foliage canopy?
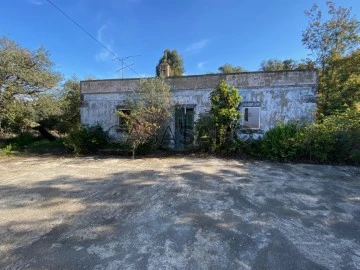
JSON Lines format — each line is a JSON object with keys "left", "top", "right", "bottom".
{"left": 118, "top": 77, "right": 172, "bottom": 158}
{"left": 0, "top": 36, "right": 61, "bottom": 133}
{"left": 218, "top": 64, "right": 246, "bottom": 74}
{"left": 259, "top": 59, "right": 316, "bottom": 71}
{"left": 196, "top": 80, "right": 241, "bottom": 152}
{"left": 302, "top": 1, "right": 360, "bottom": 116}
{"left": 156, "top": 49, "right": 184, "bottom": 76}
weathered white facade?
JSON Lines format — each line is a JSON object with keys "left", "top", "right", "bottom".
{"left": 80, "top": 70, "right": 317, "bottom": 146}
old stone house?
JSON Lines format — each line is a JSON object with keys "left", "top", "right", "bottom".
{"left": 80, "top": 70, "right": 317, "bottom": 148}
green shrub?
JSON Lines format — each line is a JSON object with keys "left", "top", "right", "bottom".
{"left": 295, "top": 110, "right": 360, "bottom": 164}
{"left": 27, "top": 139, "right": 66, "bottom": 154}
{"left": 209, "top": 80, "right": 241, "bottom": 152}
{"left": 0, "top": 144, "right": 13, "bottom": 156}
{"left": 245, "top": 110, "right": 360, "bottom": 164}
{"left": 334, "top": 129, "right": 360, "bottom": 163}
{"left": 195, "top": 112, "right": 240, "bottom": 154}
{"left": 251, "top": 122, "right": 299, "bottom": 161}
{"left": 136, "top": 137, "right": 157, "bottom": 155}
{"left": 64, "top": 125, "right": 107, "bottom": 155}
{"left": 13, "top": 132, "right": 35, "bottom": 149}
{"left": 295, "top": 124, "right": 335, "bottom": 162}
{"left": 194, "top": 113, "right": 217, "bottom": 152}
{"left": 194, "top": 80, "right": 241, "bottom": 154}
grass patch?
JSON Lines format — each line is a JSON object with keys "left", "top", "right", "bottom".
{"left": 0, "top": 144, "right": 16, "bottom": 156}
{"left": 26, "top": 139, "right": 66, "bottom": 154}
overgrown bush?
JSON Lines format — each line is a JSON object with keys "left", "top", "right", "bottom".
{"left": 136, "top": 137, "right": 158, "bottom": 155}
{"left": 0, "top": 144, "right": 13, "bottom": 156}
{"left": 7, "top": 131, "right": 36, "bottom": 149}
{"left": 295, "top": 110, "right": 360, "bottom": 164}
{"left": 245, "top": 110, "right": 360, "bottom": 164}
{"left": 209, "top": 80, "right": 241, "bottom": 152}
{"left": 27, "top": 139, "right": 66, "bottom": 154}
{"left": 194, "top": 112, "right": 217, "bottom": 152}
{"left": 333, "top": 129, "right": 360, "bottom": 163}
{"left": 64, "top": 125, "right": 107, "bottom": 155}
{"left": 118, "top": 77, "right": 172, "bottom": 159}
{"left": 195, "top": 80, "right": 241, "bottom": 153}
{"left": 250, "top": 122, "right": 299, "bottom": 161}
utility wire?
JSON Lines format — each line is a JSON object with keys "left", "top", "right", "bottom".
{"left": 117, "top": 63, "right": 134, "bottom": 72}
{"left": 44, "top": 0, "right": 141, "bottom": 77}
{"left": 128, "top": 66, "right": 141, "bottom": 77}
{"left": 44, "top": 0, "right": 117, "bottom": 58}
{"left": 114, "top": 55, "right": 141, "bottom": 78}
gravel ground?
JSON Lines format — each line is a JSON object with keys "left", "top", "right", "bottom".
{"left": 0, "top": 156, "right": 359, "bottom": 270}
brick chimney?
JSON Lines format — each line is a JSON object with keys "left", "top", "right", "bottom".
{"left": 159, "top": 62, "right": 170, "bottom": 77}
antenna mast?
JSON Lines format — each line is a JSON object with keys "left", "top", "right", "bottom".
{"left": 114, "top": 55, "right": 141, "bottom": 78}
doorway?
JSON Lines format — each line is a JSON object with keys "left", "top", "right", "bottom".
{"left": 175, "top": 107, "right": 195, "bottom": 149}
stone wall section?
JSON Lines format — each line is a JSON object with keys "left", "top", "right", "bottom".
{"left": 81, "top": 70, "right": 318, "bottom": 135}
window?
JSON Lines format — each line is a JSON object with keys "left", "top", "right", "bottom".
{"left": 117, "top": 109, "right": 131, "bottom": 131}
{"left": 80, "top": 94, "right": 88, "bottom": 107}
{"left": 242, "top": 107, "right": 260, "bottom": 129}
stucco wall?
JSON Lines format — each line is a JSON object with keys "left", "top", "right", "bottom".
{"left": 80, "top": 70, "right": 317, "bottom": 137}
{"left": 238, "top": 86, "right": 316, "bottom": 132}
{"left": 80, "top": 89, "right": 212, "bottom": 138}
{"left": 81, "top": 92, "right": 128, "bottom": 133}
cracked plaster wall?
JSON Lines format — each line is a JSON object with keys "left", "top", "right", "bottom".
{"left": 80, "top": 71, "right": 317, "bottom": 135}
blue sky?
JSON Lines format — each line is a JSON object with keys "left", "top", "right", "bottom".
{"left": 1, "top": 0, "right": 359, "bottom": 80}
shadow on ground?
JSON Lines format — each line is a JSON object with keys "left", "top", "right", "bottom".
{"left": 0, "top": 156, "right": 359, "bottom": 269}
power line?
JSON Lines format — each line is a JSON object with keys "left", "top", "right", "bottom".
{"left": 44, "top": 0, "right": 117, "bottom": 58}
{"left": 114, "top": 55, "right": 141, "bottom": 78}
{"left": 128, "top": 65, "right": 141, "bottom": 77}
{"left": 44, "top": 0, "right": 141, "bottom": 77}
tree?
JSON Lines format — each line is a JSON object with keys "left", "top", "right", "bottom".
{"left": 118, "top": 77, "right": 172, "bottom": 158}
{"left": 260, "top": 59, "right": 296, "bottom": 71}
{"left": 57, "top": 77, "right": 82, "bottom": 133}
{"left": 209, "top": 80, "right": 241, "bottom": 151}
{"left": 3, "top": 93, "right": 63, "bottom": 140}
{"left": 156, "top": 49, "right": 184, "bottom": 76}
{"left": 260, "top": 59, "right": 316, "bottom": 71}
{"left": 295, "top": 59, "right": 317, "bottom": 70}
{"left": 0, "top": 36, "right": 61, "bottom": 135}
{"left": 302, "top": 1, "right": 360, "bottom": 68}
{"left": 318, "top": 48, "right": 360, "bottom": 114}
{"left": 302, "top": 1, "right": 360, "bottom": 116}
{"left": 218, "top": 64, "right": 246, "bottom": 74}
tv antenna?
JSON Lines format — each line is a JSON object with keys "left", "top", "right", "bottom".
{"left": 114, "top": 55, "right": 141, "bottom": 78}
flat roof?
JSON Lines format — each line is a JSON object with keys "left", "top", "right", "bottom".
{"left": 81, "top": 70, "right": 318, "bottom": 94}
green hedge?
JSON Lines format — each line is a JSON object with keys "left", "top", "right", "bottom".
{"left": 64, "top": 125, "right": 107, "bottom": 155}
{"left": 295, "top": 111, "right": 360, "bottom": 164}
{"left": 244, "top": 110, "right": 360, "bottom": 164}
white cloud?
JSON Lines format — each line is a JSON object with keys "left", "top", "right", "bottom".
{"left": 186, "top": 39, "right": 210, "bottom": 53}
{"left": 94, "top": 24, "right": 115, "bottom": 62}
{"left": 97, "top": 24, "right": 107, "bottom": 41}
{"left": 95, "top": 49, "right": 113, "bottom": 62}
{"left": 28, "top": 0, "right": 43, "bottom": 5}
{"left": 197, "top": 61, "right": 208, "bottom": 70}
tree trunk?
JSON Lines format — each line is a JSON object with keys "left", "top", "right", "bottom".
{"left": 32, "top": 125, "right": 56, "bottom": 141}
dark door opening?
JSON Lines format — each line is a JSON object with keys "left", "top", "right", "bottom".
{"left": 175, "top": 107, "right": 194, "bottom": 149}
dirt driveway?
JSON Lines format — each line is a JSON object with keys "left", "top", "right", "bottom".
{"left": 0, "top": 156, "right": 359, "bottom": 270}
